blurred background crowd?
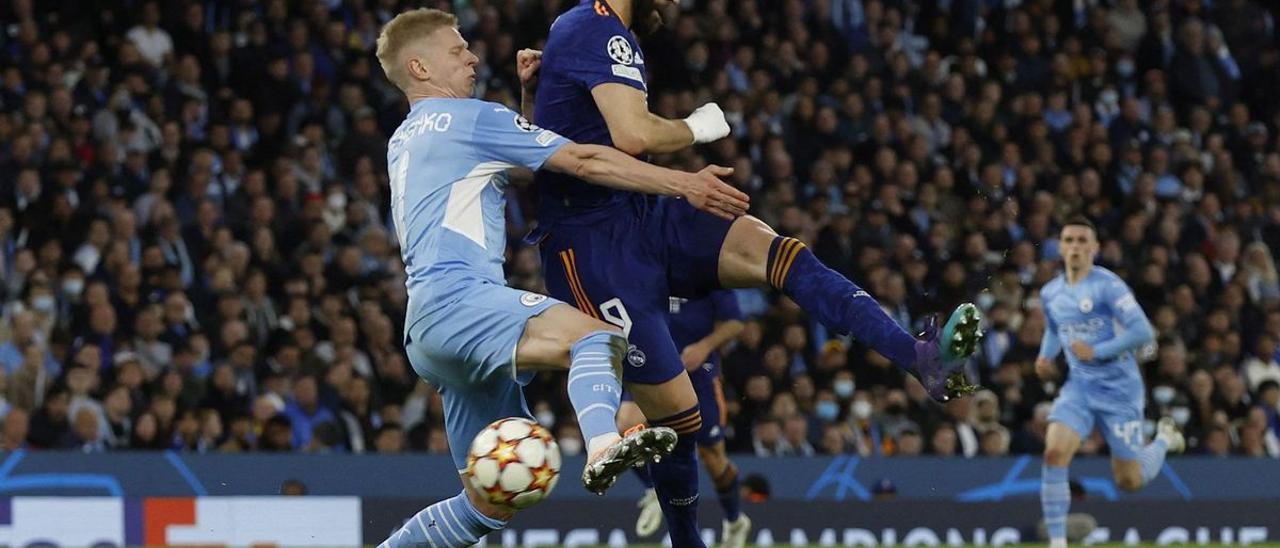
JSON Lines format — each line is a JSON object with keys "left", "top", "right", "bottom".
{"left": 0, "top": 0, "right": 1278, "bottom": 460}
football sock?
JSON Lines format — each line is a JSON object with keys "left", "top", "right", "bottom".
{"left": 567, "top": 331, "right": 625, "bottom": 453}
{"left": 1041, "top": 465, "right": 1070, "bottom": 543}
{"left": 379, "top": 490, "right": 506, "bottom": 547}
{"left": 633, "top": 462, "right": 655, "bottom": 489}
{"left": 767, "top": 237, "right": 917, "bottom": 368}
{"left": 649, "top": 405, "right": 705, "bottom": 548}
{"left": 1138, "top": 438, "right": 1169, "bottom": 484}
{"left": 712, "top": 460, "right": 741, "bottom": 522}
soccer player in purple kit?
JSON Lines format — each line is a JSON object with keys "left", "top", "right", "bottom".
{"left": 520, "top": 2, "right": 983, "bottom": 546}
{"left": 618, "top": 290, "right": 751, "bottom": 546}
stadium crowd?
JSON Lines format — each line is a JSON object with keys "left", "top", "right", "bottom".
{"left": 0, "top": 0, "right": 1278, "bottom": 460}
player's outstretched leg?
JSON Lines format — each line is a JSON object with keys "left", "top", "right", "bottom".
{"left": 379, "top": 488, "right": 508, "bottom": 548}
{"left": 718, "top": 218, "right": 983, "bottom": 401}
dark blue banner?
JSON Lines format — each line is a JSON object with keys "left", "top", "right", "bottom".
{"left": 0, "top": 450, "right": 1276, "bottom": 501}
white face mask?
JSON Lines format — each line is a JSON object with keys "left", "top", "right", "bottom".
{"left": 1153, "top": 386, "right": 1176, "bottom": 405}
{"left": 535, "top": 410, "right": 556, "bottom": 429}
{"left": 852, "top": 400, "right": 873, "bottom": 420}
{"left": 834, "top": 379, "right": 855, "bottom": 398}
{"left": 63, "top": 279, "right": 85, "bottom": 297}
{"left": 557, "top": 437, "right": 582, "bottom": 456}
{"left": 327, "top": 193, "right": 347, "bottom": 210}
{"left": 1171, "top": 407, "right": 1191, "bottom": 426}
{"left": 32, "top": 295, "right": 55, "bottom": 312}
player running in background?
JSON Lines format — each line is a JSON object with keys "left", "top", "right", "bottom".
{"left": 373, "top": 9, "right": 749, "bottom": 547}
{"left": 617, "top": 290, "right": 751, "bottom": 547}
{"left": 1036, "top": 217, "right": 1185, "bottom": 548}
{"left": 521, "top": 2, "right": 982, "bottom": 545}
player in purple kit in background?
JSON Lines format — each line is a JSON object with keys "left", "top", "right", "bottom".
{"left": 518, "top": 2, "right": 982, "bottom": 545}
{"left": 617, "top": 290, "right": 751, "bottom": 547}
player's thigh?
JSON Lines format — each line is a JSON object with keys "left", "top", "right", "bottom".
{"left": 717, "top": 214, "right": 777, "bottom": 288}
{"left": 517, "top": 303, "right": 621, "bottom": 371}
{"left": 1097, "top": 400, "right": 1146, "bottom": 462}
{"left": 616, "top": 396, "right": 646, "bottom": 431}
{"left": 1046, "top": 382, "right": 1093, "bottom": 461}
{"left": 439, "top": 377, "right": 532, "bottom": 472}
{"left": 407, "top": 283, "right": 563, "bottom": 388}
{"left": 657, "top": 197, "right": 738, "bottom": 296}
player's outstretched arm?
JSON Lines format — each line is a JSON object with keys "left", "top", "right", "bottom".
{"left": 592, "top": 84, "right": 729, "bottom": 156}
{"left": 544, "top": 143, "right": 749, "bottom": 220}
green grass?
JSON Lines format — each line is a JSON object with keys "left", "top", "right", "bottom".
{"left": 577, "top": 545, "right": 1280, "bottom": 547}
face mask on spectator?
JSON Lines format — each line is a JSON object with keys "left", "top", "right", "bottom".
{"left": 536, "top": 410, "right": 555, "bottom": 429}
{"left": 816, "top": 400, "right": 839, "bottom": 421}
{"left": 976, "top": 292, "right": 995, "bottom": 310}
{"left": 327, "top": 193, "right": 347, "bottom": 210}
{"left": 852, "top": 400, "right": 873, "bottom": 420}
{"left": 1116, "top": 59, "right": 1135, "bottom": 78}
{"left": 558, "top": 437, "right": 582, "bottom": 456}
{"left": 1153, "top": 385, "right": 1176, "bottom": 405}
{"left": 32, "top": 295, "right": 55, "bottom": 312}
{"left": 62, "top": 278, "right": 84, "bottom": 297}
{"left": 1171, "top": 406, "right": 1191, "bottom": 426}
{"left": 834, "top": 379, "right": 855, "bottom": 398}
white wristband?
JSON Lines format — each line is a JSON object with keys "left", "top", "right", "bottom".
{"left": 683, "top": 102, "right": 731, "bottom": 144}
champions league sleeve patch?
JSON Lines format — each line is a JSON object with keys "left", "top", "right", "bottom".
{"left": 514, "top": 114, "right": 540, "bottom": 132}
{"left": 606, "top": 35, "right": 634, "bottom": 65}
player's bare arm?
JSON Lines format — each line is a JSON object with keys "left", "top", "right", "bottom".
{"left": 592, "top": 83, "right": 728, "bottom": 155}
{"left": 543, "top": 143, "right": 749, "bottom": 220}
{"left": 681, "top": 319, "right": 744, "bottom": 371}
{"left": 517, "top": 48, "right": 541, "bottom": 121}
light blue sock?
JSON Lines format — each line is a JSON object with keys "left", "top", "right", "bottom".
{"left": 1138, "top": 438, "right": 1169, "bottom": 483}
{"left": 380, "top": 491, "right": 506, "bottom": 547}
{"left": 1041, "top": 465, "right": 1070, "bottom": 542}
{"left": 568, "top": 331, "right": 624, "bottom": 446}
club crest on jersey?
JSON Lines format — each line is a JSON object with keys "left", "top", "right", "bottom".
{"left": 520, "top": 293, "right": 548, "bottom": 307}
{"left": 607, "top": 35, "right": 634, "bottom": 65}
{"left": 1079, "top": 298, "right": 1093, "bottom": 313}
{"left": 626, "top": 344, "right": 646, "bottom": 367}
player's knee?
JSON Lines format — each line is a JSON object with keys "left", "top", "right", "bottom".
{"left": 1043, "top": 446, "right": 1072, "bottom": 467}
{"left": 1114, "top": 472, "right": 1143, "bottom": 492}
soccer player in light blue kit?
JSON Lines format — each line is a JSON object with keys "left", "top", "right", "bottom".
{"left": 1036, "top": 217, "right": 1185, "bottom": 548}
{"left": 372, "top": 9, "right": 751, "bottom": 547}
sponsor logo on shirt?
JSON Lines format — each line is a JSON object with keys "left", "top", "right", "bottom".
{"left": 611, "top": 64, "right": 644, "bottom": 83}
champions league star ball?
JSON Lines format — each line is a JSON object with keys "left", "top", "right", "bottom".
{"left": 465, "top": 417, "right": 562, "bottom": 509}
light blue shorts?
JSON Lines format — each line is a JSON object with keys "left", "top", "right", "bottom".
{"left": 405, "top": 281, "right": 563, "bottom": 470}
{"left": 1049, "top": 379, "right": 1145, "bottom": 460}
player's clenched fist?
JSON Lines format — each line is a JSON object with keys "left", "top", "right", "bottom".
{"left": 684, "top": 102, "right": 731, "bottom": 144}
{"left": 678, "top": 165, "right": 749, "bottom": 220}
{"left": 517, "top": 49, "right": 542, "bottom": 91}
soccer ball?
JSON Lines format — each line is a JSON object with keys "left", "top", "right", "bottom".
{"left": 465, "top": 417, "right": 562, "bottom": 509}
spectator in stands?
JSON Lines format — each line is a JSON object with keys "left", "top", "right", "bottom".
{"left": 0, "top": 0, "right": 1274, "bottom": 460}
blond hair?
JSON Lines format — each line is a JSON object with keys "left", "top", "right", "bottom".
{"left": 376, "top": 8, "right": 458, "bottom": 92}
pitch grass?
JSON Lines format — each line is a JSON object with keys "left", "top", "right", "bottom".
{"left": 579, "top": 545, "right": 1280, "bottom": 547}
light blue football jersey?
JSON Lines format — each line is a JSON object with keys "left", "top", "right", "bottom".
{"left": 1038, "top": 266, "right": 1155, "bottom": 389}
{"left": 387, "top": 98, "right": 567, "bottom": 319}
